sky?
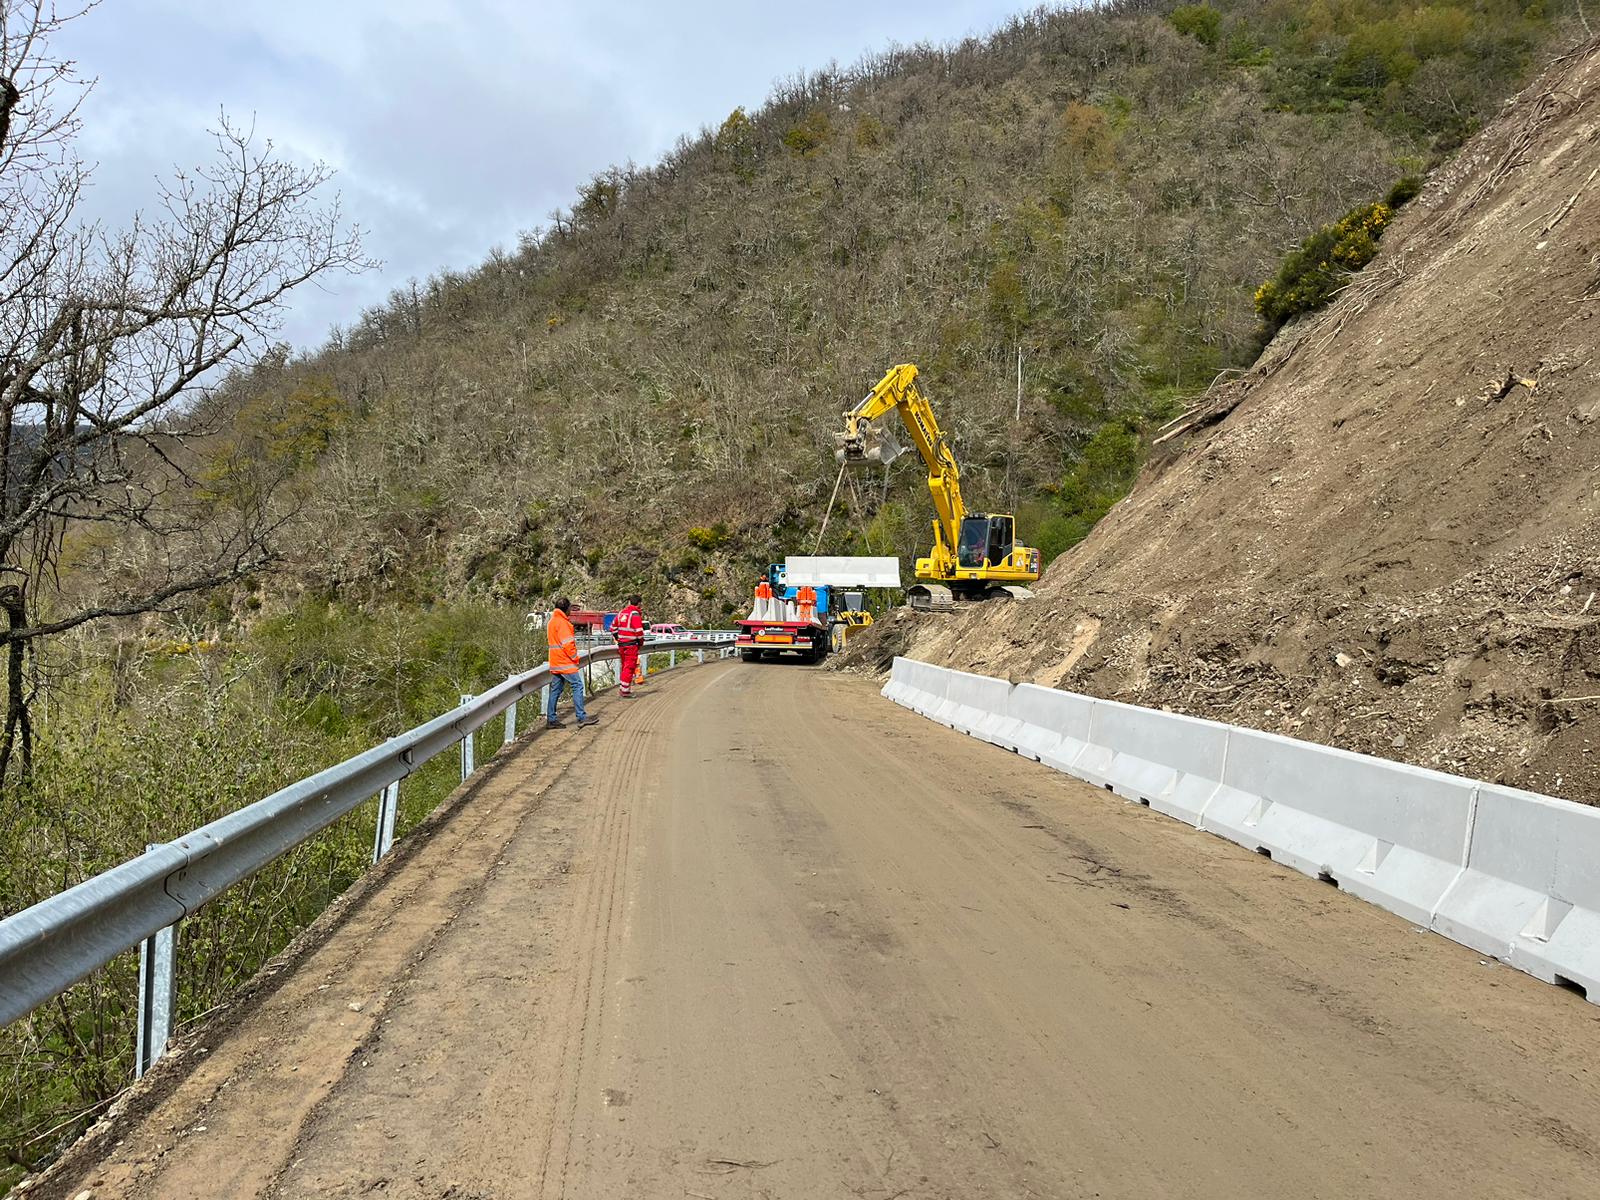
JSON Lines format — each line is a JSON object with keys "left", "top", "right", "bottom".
{"left": 52, "top": 0, "right": 1030, "bottom": 351}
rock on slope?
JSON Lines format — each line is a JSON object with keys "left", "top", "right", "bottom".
{"left": 860, "top": 38, "right": 1600, "bottom": 805}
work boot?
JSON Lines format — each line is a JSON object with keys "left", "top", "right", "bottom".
{"left": 545, "top": 718, "right": 566, "bottom": 729}
{"left": 578, "top": 715, "right": 600, "bottom": 727}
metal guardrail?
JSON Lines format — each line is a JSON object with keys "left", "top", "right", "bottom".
{"left": 0, "top": 639, "right": 729, "bottom": 1070}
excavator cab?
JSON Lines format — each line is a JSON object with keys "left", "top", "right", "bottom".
{"left": 956, "top": 513, "right": 1014, "bottom": 569}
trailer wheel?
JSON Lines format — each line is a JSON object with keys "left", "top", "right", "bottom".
{"left": 739, "top": 649, "right": 757, "bottom": 663}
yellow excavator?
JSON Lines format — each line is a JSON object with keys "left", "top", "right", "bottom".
{"left": 834, "top": 363, "right": 1039, "bottom": 610}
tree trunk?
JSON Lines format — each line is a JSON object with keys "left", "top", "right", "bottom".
{"left": 0, "top": 583, "right": 33, "bottom": 780}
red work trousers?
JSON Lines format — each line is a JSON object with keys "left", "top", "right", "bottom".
{"left": 619, "top": 643, "right": 641, "bottom": 694}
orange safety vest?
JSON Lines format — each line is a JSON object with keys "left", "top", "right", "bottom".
{"left": 548, "top": 608, "right": 580, "bottom": 675}
{"left": 755, "top": 580, "right": 772, "bottom": 600}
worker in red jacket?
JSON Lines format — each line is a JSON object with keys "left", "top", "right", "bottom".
{"left": 614, "top": 593, "right": 646, "bottom": 698}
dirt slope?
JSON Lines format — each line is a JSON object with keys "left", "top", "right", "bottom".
{"left": 22, "top": 663, "right": 1600, "bottom": 1199}
{"left": 858, "top": 39, "right": 1600, "bottom": 805}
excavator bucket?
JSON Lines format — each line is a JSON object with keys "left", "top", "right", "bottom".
{"left": 834, "top": 419, "right": 905, "bottom": 467}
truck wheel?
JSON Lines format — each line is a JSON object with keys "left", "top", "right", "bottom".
{"left": 739, "top": 649, "right": 757, "bottom": 663}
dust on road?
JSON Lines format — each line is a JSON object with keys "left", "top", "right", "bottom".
{"left": 33, "top": 661, "right": 1600, "bottom": 1199}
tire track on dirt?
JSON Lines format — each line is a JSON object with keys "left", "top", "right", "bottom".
{"left": 536, "top": 697, "right": 654, "bottom": 1198}
{"left": 24, "top": 670, "right": 713, "bottom": 1200}
{"left": 252, "top": 667, "right": 724, "bottom": 1200}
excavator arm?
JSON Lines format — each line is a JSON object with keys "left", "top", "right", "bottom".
{"left": 835, "top": 364, "right": 963, "bottom": 574}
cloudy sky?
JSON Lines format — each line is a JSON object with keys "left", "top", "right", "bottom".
{"left": 54, "top": 0, "right": 1028, "bottom": 351}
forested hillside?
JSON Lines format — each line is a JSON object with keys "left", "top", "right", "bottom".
{"left": 866, "top": 32, "right": 1600, "bottom": 805}
{"left": 2, "top": 0, "right": 1581, "bottom": 1183}
{"left": 258, "top": 0, "right": 1561, "bottom": 622}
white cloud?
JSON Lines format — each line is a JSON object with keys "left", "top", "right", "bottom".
{"left": 52, "top": 0, "right": 1026, "bottom": 349}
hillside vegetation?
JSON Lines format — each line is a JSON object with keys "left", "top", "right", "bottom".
{"left": 250, "top": 0, "right": 1561, "bottom": 622}
{"left": 1, "top": 0, "right": 1581, "bottom": 1184}
{"left": 868, "top": 35, "right": 1600, "bottom": 806}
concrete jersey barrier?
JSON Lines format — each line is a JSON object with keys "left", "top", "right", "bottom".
{"left": 1203, "top": 727, "right": 1475, "bottom": 927}
{"left": 881, "top": 655, "right": 1599, "bottom": 1007}
{"left": 1432, "top": 784, "right": 1600, "bottom": 996}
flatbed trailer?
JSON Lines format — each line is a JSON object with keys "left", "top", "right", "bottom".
{"left": 735, "top": 616, "right": 829, "bottom": 664}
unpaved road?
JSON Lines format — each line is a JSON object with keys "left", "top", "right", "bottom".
{"left": 33, "top": 660, "right": 1600, "bottom": 1199}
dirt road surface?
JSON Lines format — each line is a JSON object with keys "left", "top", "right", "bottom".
{"left": 32, "top": 660, "right": 1600, "bottom": 1199}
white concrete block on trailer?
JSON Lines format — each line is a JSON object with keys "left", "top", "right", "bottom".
{"left": 783, "top": 556, "right": 903, "bottom": 588}
{"left": 1088, "top": 701, "right": 1228, "bottom": 825}
{"left": 1433, "top": 784, "right": 1600, "bottom": 999}
{"left": 1202, "top": 728, "right": 1475, "bottom": 926}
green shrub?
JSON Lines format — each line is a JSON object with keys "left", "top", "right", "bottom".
{"left": 1253, "top": 177, "right": 1420, "bottom": 338}
{"left": 986, "top": 260, "right": 1029, "bottom": 336}
{"left": 714, "top": 107, "right": 758, "bottom": 180}
{"left": 1026, "top": 420, "right": 1145, "bottom": 566}
{"left": 853, "top": 113, "right": 885, "bottom": 149}
{"left": 1169, "top": 4, "right": 1222, "bottom": 47}
{"left": 782, "top": 109, "right": 833, "bottom": 158}
{"left": 1385, "top": 175, "right": 1423, "bottom": 208}
{"left": 1, "top": 601, "right": 535, "bottom": 1173}
{"left": 686, "top": 522, "right": 732, "bottom": 550}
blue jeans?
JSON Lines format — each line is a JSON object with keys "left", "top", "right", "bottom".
{"left": 547, "top": 671, "right": 586, "bottom": 722}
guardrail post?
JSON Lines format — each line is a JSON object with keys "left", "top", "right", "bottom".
{"left": 135, "top": 901, "right": 176, "bottom": 1078}
{"left": 372, "top": 781, "right": 399, "bottom": 864}
{"left": 697, "top": 649, "right": 705, "bottom": 664}
{"left": 504, "top": 699, "right": 518, "bottom": 746}
{"left": 669, "top": 649, "right": 677, "bottom": 669}
{"left": 460, "top": 694, "right": 475, "bottom": 780}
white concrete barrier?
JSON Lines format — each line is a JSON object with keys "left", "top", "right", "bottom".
{"left": 1433, "top": 785, "right": 1600, "bottom": 997}
{"left": 881, "top": 656, "right": 1600, "bottom": 1006}
{"left": 1003, "top": 683, "right": 1093, "bottom": 765}
{"left": 940, "top": 668, "right": 1014, "bottom": 744}
{"left": 1202, "top": 728, "right": 1475, "bottom": 927}
{"left": 1092, "top": 701, "right": 1228, "bottom": 826}
{"left": 881, "top": 658, "right": 948, "bottom": 720}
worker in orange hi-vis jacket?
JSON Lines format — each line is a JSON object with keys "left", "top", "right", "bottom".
{"left": 614, "top": 593, "right": 646, "bottom": 698}
{"left": 798, "top": 584, "right": 817, "bottom": 623}
{"left": 546, "top": 597, "right": 598, "bottom": 729}
{"left": 754, "top": 577, "right": 773, "bottom": 621}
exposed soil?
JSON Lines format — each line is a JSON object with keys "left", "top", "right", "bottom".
{"left": 20, "top": 663, "right": 1600, "bottom": 1198}
{"left": 846, "top": 39, "right": 1600, "bottom": 805}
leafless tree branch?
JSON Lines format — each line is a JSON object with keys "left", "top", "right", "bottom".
{"left": 0, "top": 0, "right": 373, "bottom": 775}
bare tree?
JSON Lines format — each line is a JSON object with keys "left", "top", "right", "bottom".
{"left": 0, "top": 1, "right": 371, "bottom": 775}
